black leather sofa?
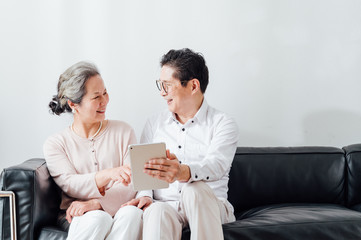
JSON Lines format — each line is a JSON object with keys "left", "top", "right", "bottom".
{"left": 2, "top": 144, "right": 361, "bottom": 240}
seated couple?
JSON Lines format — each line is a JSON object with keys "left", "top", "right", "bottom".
{"left": 43, "top": 48, "right": 239, "bottom": 240}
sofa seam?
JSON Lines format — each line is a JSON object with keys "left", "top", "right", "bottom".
{"left": 226, "top": 218, "right": 361, "bottom": 229}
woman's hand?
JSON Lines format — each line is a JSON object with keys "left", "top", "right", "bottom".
{"left": 66, "top": 199, "right": 102, "bottom": 223}
{"left": 107, "top": 166, "right": 132, "bottom": 186}
{"left": 95, "top": 165, "right": 132, "bottom": 192}
{"left": 121, "top": 196, "right": 153, "bottom": 210}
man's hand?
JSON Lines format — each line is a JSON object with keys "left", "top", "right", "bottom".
{"left": 66, "top": 199, "right": 102, "bottom": 223}
{"left": 144, "top": 150, "right": 190, "bottom": 183}
{"left": 121, "top": 196, "right": 153, "bottom": 210}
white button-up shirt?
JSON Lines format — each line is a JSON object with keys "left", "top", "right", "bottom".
{"left": 139, "top": 100, "right": 239, "bottom": 210}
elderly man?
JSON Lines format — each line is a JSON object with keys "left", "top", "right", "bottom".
{"left": 125, "top": 48, "right": 239, "bottom": 240}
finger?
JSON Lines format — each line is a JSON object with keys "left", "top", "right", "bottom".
{"left": 144, "top": 169, "right": 163, "bottom": 177}
{"left": 76, "top": 208, "right": 83, "bottom": 216}
{"left": 148, "top": 158, "right": 168, "bottom": 165}
{"left": 142, "top": 200, "right": 153, "bottom": 210}
{"left": 122, "top": 165, "right": 131, "bottom": 175}
{"left": 122, "top": 199, "right": 138, "bottom": 207}
{"left": 166, "top": 149, "right": 170, "bottom": 158}
{"left": 137, "top": 197, "right": 150, "bottom": 209}
{"left": 66, "top": 205, "right": 72, "bottom": 216}
{"left": 138, "top": 197, "right": 153, "bottom": 210}
{"left": 70, "top": 207, "right": 77, "bottom": 217}
{"left": 144, "top": 169, "right": 169, "bottom": 181}
{"left": 112, "top": 173, "right": 126, "bottom": 185}
{"left": 79, "top": 210, "right": 85, "bottom": 216}
{"left": 121, "top": 170, "right": 131, "bottom": 182}
{"left": 145, "top": 169, "right": 176, "bottom": 183}
{"left": 119, "top": 171, "right": 130, "bottom": 185}
{"left": 121, "top": 201, "right": 129, "bottom": 207}
{"left": 69, "top": 204, "right": 79, "bottom": 217}
{"left": 66, "top": 212, "right": 72, "bottom": 223}
{"left": 66, "top": 206, "right": 72, "bottom": 223}
{"left": 168, "top": 153, "right": 177, "bottom": 160}
{"left": 144, "top": 163, "right": 168, "bottom": 172}
{"left": 137, "top": 199, "right": 146, "bottom": 209}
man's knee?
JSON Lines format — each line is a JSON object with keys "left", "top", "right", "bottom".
{"left": 144, "top": 202, "right": 165, "bottom": 217}
{"left": 181, "top": 181, "right": 213, "bottom": 203}
{"left": 143, "top": 202, "right": 174, "bottom": 222}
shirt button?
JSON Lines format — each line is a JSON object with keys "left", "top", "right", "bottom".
{"left": 191, "top": 120, "right": 194, "bottom": 123}
{"left": 195, "top": 175, "right": 198, "bottom": 179}
{"left": 179, "top": 161, "right": 182, "bottom": 164}
{"left": 94, "top": 163, "right": 97, "bottom": 165}
{"left": 182, "top": 128, "right": 185, "bottom": 131}
{"left": 206, "top": 176, "right": 209, "bottom": 180}
{"left": 178, "top": 145, "right": 182, "bottom": 149}
{"left": 92, "top": 150, "right": 95, "bottom": 152}
{"left": 179, "top": 190, "right": 181, "bottom": 193}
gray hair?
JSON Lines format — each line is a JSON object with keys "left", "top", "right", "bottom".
{"left": 49, "top": 61, "right": 100, "bottom": 115}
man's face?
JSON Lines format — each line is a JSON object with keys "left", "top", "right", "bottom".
{"left": 159, "top": 65, "right": 192, "bottom": 115}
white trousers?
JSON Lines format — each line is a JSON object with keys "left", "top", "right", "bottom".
{"left": 143, "top": 181, "right": 235, "bottom": 240}
{"left": 66, "top": 205, "right": 143, "bottom": 240}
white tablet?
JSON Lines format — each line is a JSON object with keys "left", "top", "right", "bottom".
{"left": 129, "top": 142, "right": 169, "bottom": 191}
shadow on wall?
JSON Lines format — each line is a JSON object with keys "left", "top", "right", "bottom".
{"left": 303, "top": 109, "right": 361, "bottom": 147}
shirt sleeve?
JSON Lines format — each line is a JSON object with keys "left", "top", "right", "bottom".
{"left": 187, "top": 116, "right": 239, "bottom": 182}
{"left": 43, "top": 137, "right": 103, "bottom": 200}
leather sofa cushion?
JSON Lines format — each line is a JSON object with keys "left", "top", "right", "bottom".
{"left": 38, "top": 227, "right": 67, "bottom": 240}
{"left": 223, "top": 204, "right": 361, "bottom": 240}
{"left": 228, "top": 147, "right": 345, "bottom": 213}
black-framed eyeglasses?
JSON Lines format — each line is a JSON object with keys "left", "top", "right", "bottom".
{"left": 155, "top": 79, "right": 189, "bottom": 93}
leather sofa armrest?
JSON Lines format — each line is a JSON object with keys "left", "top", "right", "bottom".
{"left": 1, "top": 159, "right": 61, "bottom": 240}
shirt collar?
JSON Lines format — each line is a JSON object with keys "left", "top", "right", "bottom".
{"left": 192, "top": 98, "right": 208, "bottom": 123}
{"left": 165, "top": 98, "right": 209, "bottom": 125}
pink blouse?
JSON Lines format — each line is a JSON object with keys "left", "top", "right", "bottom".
{"left": 43, "top": 120, "right": 137, "bottom": 216}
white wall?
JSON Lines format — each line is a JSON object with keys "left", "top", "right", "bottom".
{"left": 1, "top": 0, "right": 361, "bottom": 170}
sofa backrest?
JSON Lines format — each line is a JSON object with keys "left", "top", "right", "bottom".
{"left": 343, "top": 144, "right": 361, "bottom": 208}
{"left": 228, "top": 147, "right": 346, "bottom": 214}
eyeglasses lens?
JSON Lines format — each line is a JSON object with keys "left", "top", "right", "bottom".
{"left": 156, "top": 80, "right": 168, "bottom": 93}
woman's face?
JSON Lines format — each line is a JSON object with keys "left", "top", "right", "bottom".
{"left": 75, "top": 74, "right": 109, "bottom": 123}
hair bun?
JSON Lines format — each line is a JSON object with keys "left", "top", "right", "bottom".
{"left": 49, "top": 95, "right": 64, "bottom": 115}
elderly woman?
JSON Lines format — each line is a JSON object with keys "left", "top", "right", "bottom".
{"left": 43, "top": 61, "right": 151, "bottom": 240}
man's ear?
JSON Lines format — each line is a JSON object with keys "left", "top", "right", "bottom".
{"left": 190, "top": 78, "right": 201, "bottom": 94}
